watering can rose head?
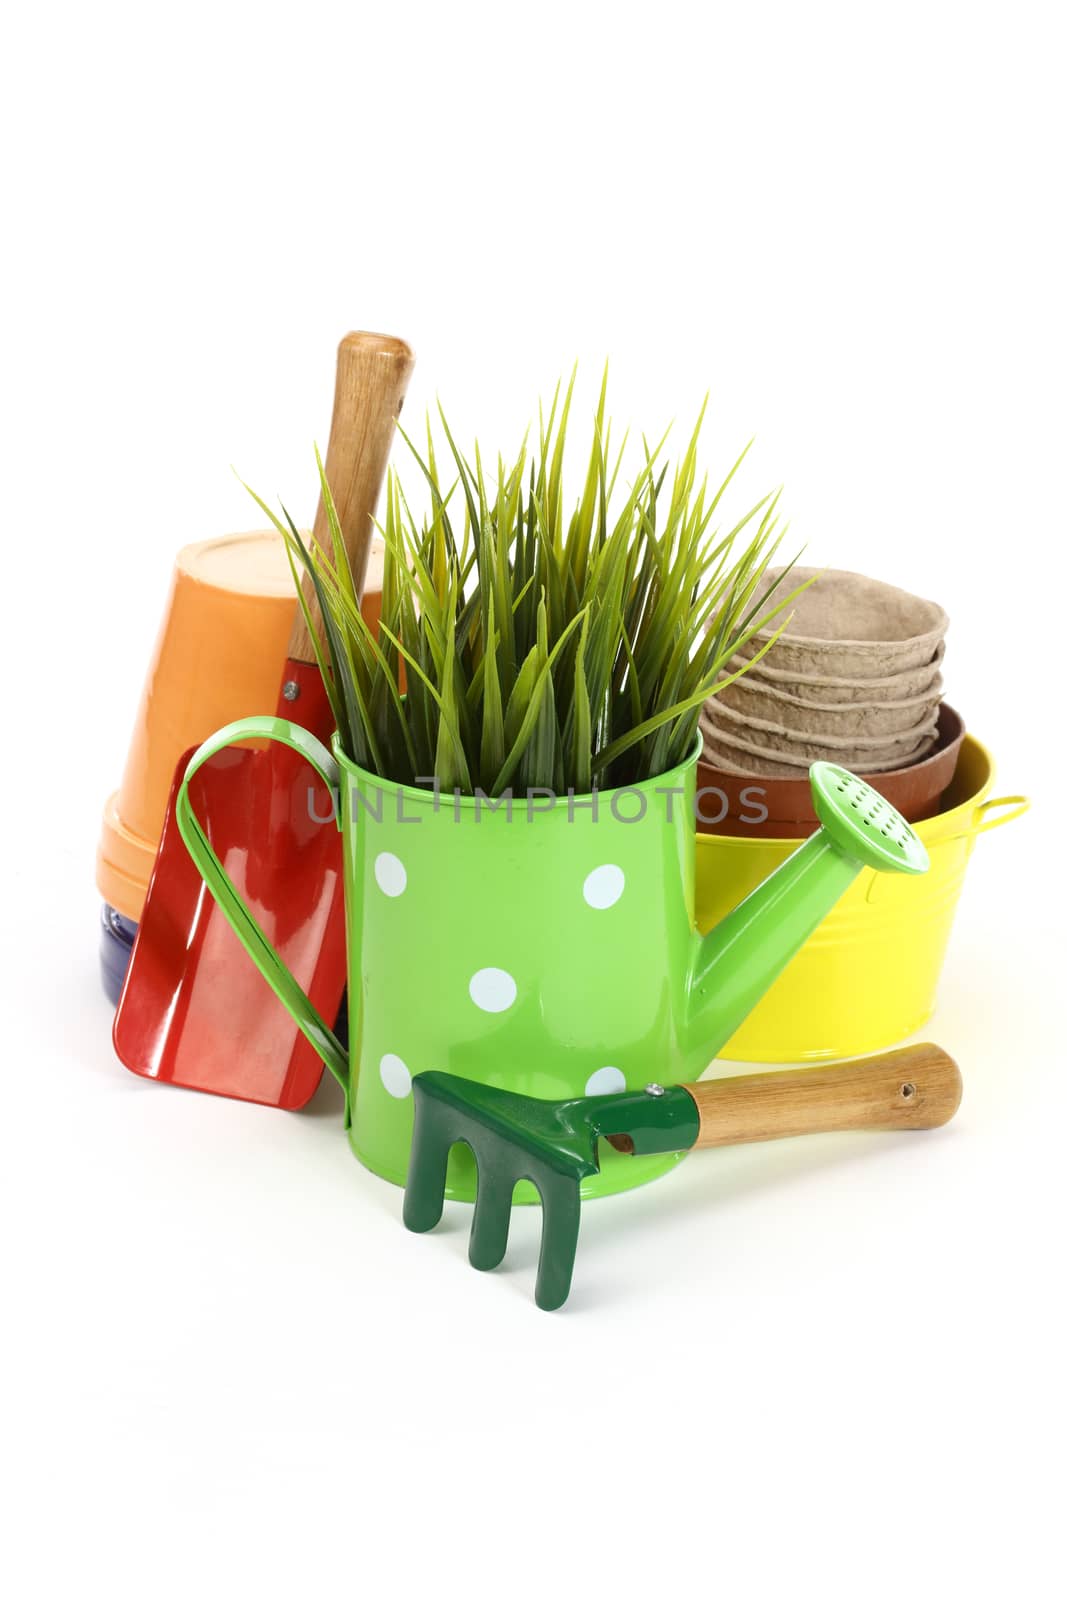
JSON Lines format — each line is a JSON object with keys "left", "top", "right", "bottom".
{"left": 244, "top": 368, "right": 813, "bottom": 799}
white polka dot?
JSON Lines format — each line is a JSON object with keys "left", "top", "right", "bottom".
{"left": 469, "top": 967, "right": 517, "bottom": 1013}
{"left": 585, "top": 1066, "right": 627, "bottom": 1096}
{"left": 583, "top": 864, "right": 625, "bottom": 909}
{"left": 374, "top": 852, "right": 407, "bottom": 897}
{"left": 379, "top": 1052, "right": 412, "bottom": 1098}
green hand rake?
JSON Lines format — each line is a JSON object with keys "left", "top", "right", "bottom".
{"left": 403, "top": 1043, "right": 962, "bottom": 1309}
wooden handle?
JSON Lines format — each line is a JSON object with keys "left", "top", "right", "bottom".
{"left": 287, "top": 330, "right": 415, "bottom": 663}
{"left": 686, "top": 1043, "right": 962, "bottom": 1150}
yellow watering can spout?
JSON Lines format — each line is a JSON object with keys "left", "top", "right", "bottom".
{"left": 686, "top": 764, "right": 929, "bottom": 1063}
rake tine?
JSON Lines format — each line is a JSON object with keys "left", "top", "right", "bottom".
{"left": 468, "top": 1168, "right": 515, "bottom": 1271}
{"left": 534, "top": 1173, "right": 583, "bottom": 1311}
{"left": 402, "top": 1109, "right": 451, "bottom": 1234}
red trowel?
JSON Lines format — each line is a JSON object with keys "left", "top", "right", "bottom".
{"left": 114, "top": 331, "right": 415, "bottom": 1107}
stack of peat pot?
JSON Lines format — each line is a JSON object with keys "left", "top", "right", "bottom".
{"left": 698, "top": 568, "right": 962, "bottom": 838}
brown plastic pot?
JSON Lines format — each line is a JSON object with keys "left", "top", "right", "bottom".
{"left": 695, "top": 703, "right": 966, "bottom": 838}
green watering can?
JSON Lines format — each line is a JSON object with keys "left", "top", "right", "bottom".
{"left": 177, "top": 726, "right": 928, "bottom": 1202}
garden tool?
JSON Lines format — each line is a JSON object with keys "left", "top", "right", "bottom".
{"left": 404, "top": 1042, "right": 963, "bottom": 1309}
{"left": 113, "top": 331, "right": 415, "bottom": 1108}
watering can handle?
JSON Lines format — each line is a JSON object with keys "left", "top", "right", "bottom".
{"left": 174, "top": 715, "right": 350, "bottom": 1100}
{"left": 684, "top": 1042, "right": 962, "bottom": 1148}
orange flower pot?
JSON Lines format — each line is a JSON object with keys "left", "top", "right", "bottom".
{"left": 96, "top": 530, "right": 384, "bottom": 922}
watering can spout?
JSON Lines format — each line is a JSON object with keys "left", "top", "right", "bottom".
{"left": 685, "top": 763, "right": 929, "bottom": 1064}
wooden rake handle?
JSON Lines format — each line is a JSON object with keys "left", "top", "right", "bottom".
{"left": 684, "top": 1043, "right": 962, "bottom": 1150}
{"left": 288, "top": 330, "right": 415, "bottom": 665}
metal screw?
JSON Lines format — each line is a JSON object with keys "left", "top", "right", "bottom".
{"left": 645, "top": 1083, "right": 665, "bottom": 1098}
{"left": 282, "top": 680, "right": 300, "bottom": 702}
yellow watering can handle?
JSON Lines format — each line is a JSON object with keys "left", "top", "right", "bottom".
{"left": 963, "top": 794, "right": 1030, "bottom": 838}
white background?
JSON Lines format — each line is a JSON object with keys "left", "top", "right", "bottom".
{"left": 3, "top": 3, "right": 1064, "bottom": 1595}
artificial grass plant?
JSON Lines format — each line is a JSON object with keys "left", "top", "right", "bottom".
{"left": 245, "top": 369, "right": 806, "bottom": 797}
